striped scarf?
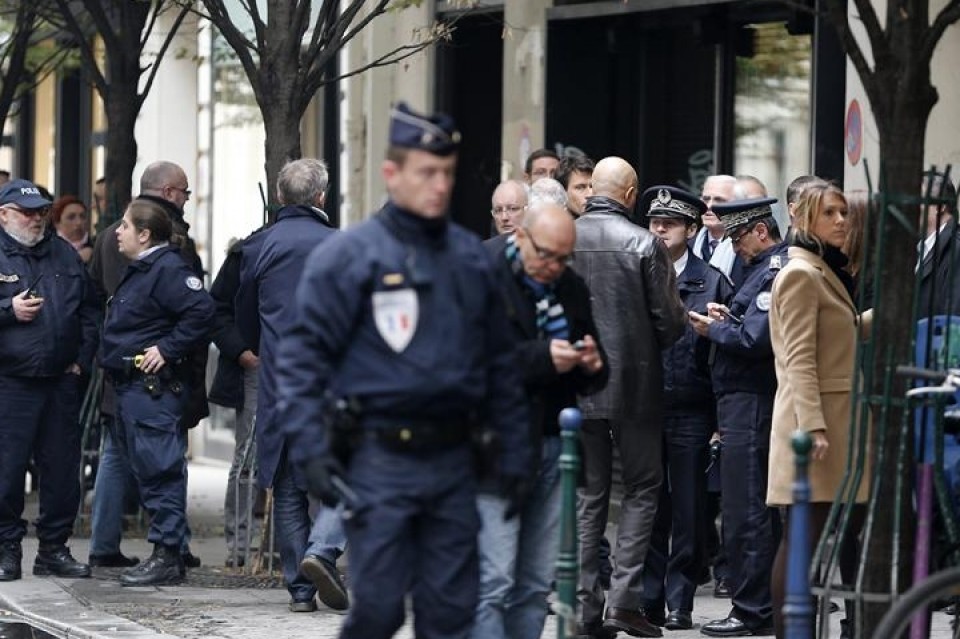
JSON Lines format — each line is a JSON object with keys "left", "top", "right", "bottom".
{"left": 505, "top": 234, "right": 569, "bottom": 340}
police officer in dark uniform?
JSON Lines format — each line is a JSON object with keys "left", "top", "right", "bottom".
{"left": 689, "top": 198, "right": 787, "bottom": 637}
{"left": 99, "top": 199, "right": 214, "bottom": 586}
{"left": 639, "top": 186, "right": 734, "bottom": 630}
{"left": 0, "top": 179, "right": 100, "bottom": 581}
{"left": 276, "top": 103, "right": 531, "bottom": 639}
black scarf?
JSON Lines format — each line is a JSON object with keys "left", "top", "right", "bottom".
{"left": 791, "top": 234, "right": 855, "bottom": 298}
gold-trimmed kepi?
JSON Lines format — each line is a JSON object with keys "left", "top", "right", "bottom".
{"left": 640, "top": 185, "right": 706, "bottom": 222}
{"left": 389, "top": 101, "right": 461, "bottom": 156}
{"left": 712, "top": 197, "right": 778, "bottom": 234}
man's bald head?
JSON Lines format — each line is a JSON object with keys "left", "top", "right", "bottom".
{"left": 517, "top": 200, "right": 576, "bottom": 284}
{"left": 140, "top": 160, "right": 190, "bottom": 210}
{"left": 591, "top": 157, "right": 638, "bottom": 208}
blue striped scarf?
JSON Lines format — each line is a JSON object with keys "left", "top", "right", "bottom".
{"left": 505, "top": 234, "right": 570, "bottom": 340}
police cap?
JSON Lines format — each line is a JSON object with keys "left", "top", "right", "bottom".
{"left": 713, "top": 197, "right": 778, "bottom": 234}
{"left": 0, "top": 179, "right": 52, "bottom": 210}
{"left": 389, "top": 102, "right": 461, "bottom": 156}
{"left": 640, "top": 185, "right": 706, "bottom": 222}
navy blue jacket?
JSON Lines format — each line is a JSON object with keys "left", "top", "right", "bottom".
{"left": 663, "top": 249, "right": 734, "bottom": 408}
{"left": 99, "top": 245, "right": 214, "bottom": 374}
{"left": 484, "top": 233, "right": 608, "bottom": 444}
{"left": 0, "top": 227, "right": 100, "bottom": 376}
{"left": 236, "top": 205, "right": 336, "bottom": 488}
{"left": 708, "top": 242, "right": 789, "bottom": 396}
{"left": 277, "top": 203, "right": 531, "bottom": 478}
{"left": 208, "top": 226, "right": 270, "bottom": 409}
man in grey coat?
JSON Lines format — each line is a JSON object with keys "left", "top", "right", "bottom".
{"left": 573, "top": 157, "right": 686, "bottom": 639}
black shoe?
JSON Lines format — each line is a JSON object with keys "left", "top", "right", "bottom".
{"left": 288, "top": 597, "right": 317, "bottom": 613}
{"left": 181, "top": 550, "right": 201, "bottom": 568}
{"left": 642, "top": 607, "right": 667, "bottom": 627}
{"left": 299, "top": 554, "right": 349, "bottom": 611}
{"left": 119, "top": 545, "right": 184, "bottom": 586}
{"left": 701, "top": 615, "right": 774, "bottom": 637}
{"left": 603, "top": 606, "right": 663, "bottom": 637}
{"left": 713, "top": 578, "right": 732, "bottom": 598}
{"left": 576, "top": 621, "right": 618, "bottom": 639}
{"left": 89, "top": 552, "right": 140, "bottom": 568}
{"left": 33, "top": 545, "right": 91, "bottom": 578}
{"left": 0, "top": 542, "right": 22, "bottom": 581}
{"left": 665, "top": 611, "right": 693, "bottom": 630}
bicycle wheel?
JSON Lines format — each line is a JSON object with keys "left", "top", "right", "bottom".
{"left": 874, "top": 566, "right": 960, "bottom": 638}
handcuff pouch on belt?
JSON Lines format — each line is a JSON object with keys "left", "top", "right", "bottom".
{"left": 119, "top": 354, "right": 184, "bottom": 399}
{"left": 326, "top": 395, "right": 363, "bottom": 465}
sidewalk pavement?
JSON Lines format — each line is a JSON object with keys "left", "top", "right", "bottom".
{"left": 1, "top": 459, "right": 855, "bottom": 638}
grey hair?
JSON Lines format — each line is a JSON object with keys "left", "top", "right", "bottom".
{"left": 530, "top": 177, "right": 568, "bottom": 208}
{"left": 277, "top": 158, "right": 329, "bottom": 206}
{"left": 140, "top": 161, "right": 184, "bottom": 192}
{"left": 522, "top": 197, "right": 567, "bottom": 229}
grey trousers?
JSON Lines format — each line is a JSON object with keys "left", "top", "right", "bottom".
{"left": 577, "top": 417, "right": 663, "bottom": 624}
{"left": 224, "top": 368, "right": 260, "bottom": 554}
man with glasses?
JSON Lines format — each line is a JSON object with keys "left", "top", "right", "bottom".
{"left": 688, "top": 198, "right": 786, "bottom": 637}
{"left": 573, "top": 157, "right": 686, "bottom": 639}
{"left": 475, "top": 198, "right": 607, "bottom": 639}
{"left": 490, "top": 179, "right": 529, "bottom": 235}
{"left": 0, "top": 179, "right": 101, "bottom": 581}
{"left": 88, "top": 160, "right": 206, "bottom": 570}
{"left": 692, "top": 175, "right": 738, "bottom": 281}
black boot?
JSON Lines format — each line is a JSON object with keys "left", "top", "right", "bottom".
{"left": 33, "top": 544, "right": 91, "bottom": 578}
{"left": 119, "top": 545, "right": 184, "bottom": 586}
{"left": 0, "top": 542, "right": 22, "bottom": 581}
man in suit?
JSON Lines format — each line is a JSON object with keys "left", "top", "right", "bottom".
{"left": 474, "top": 198, "right": 607, "bottom": 639}
{"left": 917, "top": 170, "right": 959, "bottom": 316}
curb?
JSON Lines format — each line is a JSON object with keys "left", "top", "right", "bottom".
{"left": 0, "top": 577, "right": 178, "bottom": 639}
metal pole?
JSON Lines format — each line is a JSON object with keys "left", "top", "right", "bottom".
{"left": 784, "top": 430, "right": 813, "bottom": 639}
{"left": 555, "top": 407, "right": 581, "bottom": 639}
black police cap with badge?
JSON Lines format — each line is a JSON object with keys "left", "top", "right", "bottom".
{"left": 639, "top": 185, "right": 707, "bottom": 223}
{"left": 712, "top": 197, "right": 779, "bottom": 235}
{"left": 0, "top": 179, "right": 53, "bottom": 210}
{"left": 389, "top": 102, "right": 461, "bottom": 156}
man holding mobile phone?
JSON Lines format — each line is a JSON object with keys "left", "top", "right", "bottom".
{"left": 0, "top": 179, "right": 101, "bottom": 582}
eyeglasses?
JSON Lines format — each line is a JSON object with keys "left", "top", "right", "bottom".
{"left": 729, "top": 225, "right": 756, "bottom": 246}
{"left": 491, "top": 204, "right": 526, "bottom": 217}
{"left": 526, "top": 229, "right": 574, "bottom": 266}
{"left": 3, "top": 205, "right": 49, "bottom": 218}
{"left": 167, "top": 185, "right": 192, "bottom": 198}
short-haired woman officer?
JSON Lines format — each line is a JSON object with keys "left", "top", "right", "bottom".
{"left": 98, "top": 200, "right": 214, "bottom": 586}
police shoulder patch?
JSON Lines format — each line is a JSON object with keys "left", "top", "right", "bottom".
{"left": 756, "top": 291, "right": 772, "bottom": 312}
{"left": 185, "top": 276, "right": 203, "bottom": 291}
{"left": 0, "top": 273, "right": 19, "bottom": 283}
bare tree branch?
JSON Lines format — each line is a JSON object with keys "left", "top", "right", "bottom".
{"left": 51, "top": 0, "right": 108, "bottom": 96}
{"left": 851, "top": 0, "right": 887, "bottom": 66}
{"left": 199, "top": 0, "right": 263, "bottom": 103}
{"left": 922, "top": 0, "right": 960, "bottom": 63}
{"left": 140, "top": 0, "right": 163, "bottom": 52}
{"left": 138, "top": 1, "right": 193, "bottom": 108}
{"left": 240, "top": 0, "right": 267, "bottom": 54}
{"left": 824, "top": 0, "right": 875, "bottom": 86}
{"left": 0, "top": 2, "right": 37, "bottom": 130}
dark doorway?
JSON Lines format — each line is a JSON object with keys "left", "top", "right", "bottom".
{"left": 436, "top": 11, "right": 503, "bottom": 238}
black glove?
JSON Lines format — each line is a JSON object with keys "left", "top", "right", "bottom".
{"left": 499, "top": 475, "right": 530, "bottom": 521}
{"left": 302, "top": 456, "right": 346, "bottom": 508}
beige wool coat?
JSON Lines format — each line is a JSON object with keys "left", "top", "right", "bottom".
{"left": 767, "top": 246, "right": 871, "bottom": 505}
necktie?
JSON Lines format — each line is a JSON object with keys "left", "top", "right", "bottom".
{"left": 704, "top": 237, "right": 718, "bottom": 261}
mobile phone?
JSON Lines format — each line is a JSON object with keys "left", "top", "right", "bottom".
{"left": 717, "top": 306, "right": 743, "bottom": 325}
{"left": 572, "top": 339, "right": 586, "bottom": 351}
{"left": 24, "top": 273, "right": 44, "bottom": 298}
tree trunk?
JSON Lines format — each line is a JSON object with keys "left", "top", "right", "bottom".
{"left": 100, "top": 83, "right": 139, "bottom": 230}
{"left": 260, "top": 93, "right": 304, "bottom": 221}
{"left": 859, "top": 88, "right": 935, "bottom": 638}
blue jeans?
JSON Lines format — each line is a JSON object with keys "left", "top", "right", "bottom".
{"left": 90, "top": 416, "right": 193, "bottom": 555}
{"left": 272, "top": 459, "right": 317, "bottom": 601}
{"left": 306, "top": 503, "right": 346, "bottom": 564}
{"left": 472, "top": 436, "right": 562, "bottom": 639}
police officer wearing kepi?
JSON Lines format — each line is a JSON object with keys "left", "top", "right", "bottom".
{"left": 98, "top": 199, "right": 214, "bottom": 586}
{"left": 0, "top": 179, "right": 100, "bottom": 582}
{"left": 276, "top": 102, "right": 531, "bottom": 639}
{"left": 689, "top": 197, "right": 787, "bottom": 637}
{"left": 639, "top": 186, "right": 733, "bottom": 631}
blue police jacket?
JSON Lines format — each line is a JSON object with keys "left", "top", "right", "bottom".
{"left": 663, "top": 249, "right": 734, "bottom": 407}
{"left": 235, "top": 205, "right": 336, "bottom": 488}
{"left": 708, "top": 241, "right": 789, "bottom": 396}
{"left": 276, "top": 203, "right": 531, "bottom": 478}
{"left": 0, "top": 227, "right": 101, "bottom": 376}
{"left": 99, "top": 245, "right": 214, "bottom": 374}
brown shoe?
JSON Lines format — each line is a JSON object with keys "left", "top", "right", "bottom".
{"left": 603, "top": 607, "right": 663, "bottom": 637}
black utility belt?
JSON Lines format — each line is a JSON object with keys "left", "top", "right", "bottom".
{"left": 109, "top": 369, "right": 183, "bottom": 398}
{"left": 364, "top": 420, "right": 472, "bottom": 453}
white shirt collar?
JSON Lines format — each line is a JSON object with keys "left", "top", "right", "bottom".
{"left": 138, "top": 241, "right": 170, "bottom": 260}
{"left": 673, "top": 250, "right": 689, "bottom": 276}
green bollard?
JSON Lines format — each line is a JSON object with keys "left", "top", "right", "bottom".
{"left": 555, "top": 407, "right": 582, "bottom": 639}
